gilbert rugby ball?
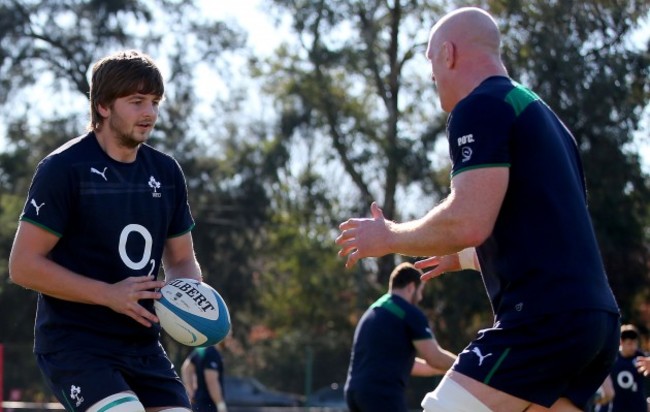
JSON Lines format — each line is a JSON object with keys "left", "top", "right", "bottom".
{"left": 154, "top": 278, "right": 231, "bottom": 347}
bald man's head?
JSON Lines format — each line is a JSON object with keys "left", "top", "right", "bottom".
{"left": 425, "top": 7, "right": 507, "bottom": 112}
{"left": 427, "top": 7, "right": 501, "bottom": 58}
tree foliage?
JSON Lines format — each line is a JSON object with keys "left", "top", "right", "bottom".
{"left": 0, "top": 0, "right": 649, "bottom": 403}
{"left": 258, "top": 0, "right": 451, "bottom": 284}
{"left": 256, "top": 0, "right": 650, "bottom": 397}
{"left": 0, "top": 0, "right": 281, "bottom": 397}
{"left": 0, "top": 0, "right": 243, "bottom": 102}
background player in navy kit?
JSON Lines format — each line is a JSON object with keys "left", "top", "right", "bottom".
{"left": 344, "top": 262, "right": 456, "bottom": 412}
{"left": 597, "top": 324, "right": 648, "bottom": 412}
{"left": 335, "top": 6, "right": 619, "bottom": 412}
{"left": 586, "top": 376, "right": 614, "bottom": 412}
{"left": 9, "top": 50, "right": 201, "bottom": 412}
{"left": 181, "top": 342, "right": 227, "bottom": 412}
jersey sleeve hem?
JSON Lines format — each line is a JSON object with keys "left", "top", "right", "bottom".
{"left": 412, "top": 335, "right": 435, "bottom": 342}
{"left": 168, "top": 223, "right": 195, "bottom": 239}
{"left": 451, "top": 163, "right": 510, "bottom": 178}
{"left": 20, "top": 217, "right": 63, "bottom": 237}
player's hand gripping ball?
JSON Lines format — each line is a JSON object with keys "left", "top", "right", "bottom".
{"left": 154, "top": 278, "right": 231, "bottom": 347}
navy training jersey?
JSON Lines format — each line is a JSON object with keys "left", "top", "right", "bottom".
{"left": 20, "top": 132, "right": 195, "bottom": 355}
{"left": 447, "top": 76, "right": 618, "bottom": 323}
{"left": 191, "top": 346, "right": 225, "bottom": 407}
{"left": 606, "top": 350, "right": 647, "bottom": 412}
{"left": 345, "top": 294, "right": 434, "bottom": 393}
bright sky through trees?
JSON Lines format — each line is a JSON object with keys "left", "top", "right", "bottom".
{"left": 0, "top": 1, "right": 648, "bottom": 165}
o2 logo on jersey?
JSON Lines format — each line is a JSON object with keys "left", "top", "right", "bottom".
{"left": 457, "top": 133, "right": 474, "bottom": 163}
{"left": 119, "top": 224, "right": 155, "bottom": 275}
{"left": 461, "top": 147, "right": 473, "bottom": 162}
{"left": 616, "top": 370, "right": 638, "bottom": 392}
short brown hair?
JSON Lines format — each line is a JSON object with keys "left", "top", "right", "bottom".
{"left": 88, "top": 50, "right": 164, "bottom": 130}
{"left": 389, "top": 262, "right": 423, "bottom": 291}
{"left": 621, "top": 324, "right": 639, "bottom": 341}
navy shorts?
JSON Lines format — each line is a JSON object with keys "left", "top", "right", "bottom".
{"left": 37, "top": 348, "right": 190, "bottom": 412}
{"left": 453, "top": 310, "right": 620, "bottom": 409}
{"left": 191, "top": 399, "right": 217, "bottom": 412}
{"left": 346, "top": 388, "right": 408, "bottom": 412}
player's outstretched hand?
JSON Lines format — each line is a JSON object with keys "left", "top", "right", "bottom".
{"left": 636, "top": 356, "right": 650, "bottom": 376}
{"left": 415, "top": 254, "right": 461, "bottom": 281}
{"left": 336, "top": 202, "right": 393, "bottom": 268}
{"left": 105, "top": 275, "right": 165, "bottom": 327}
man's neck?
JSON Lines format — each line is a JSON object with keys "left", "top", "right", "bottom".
{"left": 94, "top": 129, "right": 140, "bottom": 163}
{"left": 390, "top": 288, "right": 412, "bottom": 304}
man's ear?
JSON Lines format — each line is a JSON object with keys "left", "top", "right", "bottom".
{"left": 406, "top": 282, "right": 416, "bottom": 294}
{"left": 97, "top": 102, "right": 110, "bottom": 118}
{"left": 443, "top": 41, "right": 456, "bottom": 69}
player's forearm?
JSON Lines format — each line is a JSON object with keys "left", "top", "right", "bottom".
{"left": 419, "top": 345, "right": 457, "bottom": 372}
{"left": 391, "top": 200, "right": 482, "bottom": 257}
{"left": 9, "top": 252, "right": 110, "bottom": 305}
{"left": 162, "top": 233, "right": 202, "bottom": 282}
{"left": 436, "top": 348, "right": 458, "bottom": 370}
{"left": 394, "top": 168, "right": 506, "bottom": 258}
{"left": 180, "top": 365, "right": 197, "bottom": 399}
{"left": 412, "top": 358, "right": 446, "bottom": 377}
{"left": 163, "top": 259, "right": 202, "bottom": 282}
{"left": 207, "top": 385, "right": 226, "bottom": 410}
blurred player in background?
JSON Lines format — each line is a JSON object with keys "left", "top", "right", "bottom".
{"left": 585, "top": 376, "right": 614, "bottom": 412}
{"left": 597, "top": 324, "right": 648, "bottom": 412}
{"left": 336, "top": 6, "right": 619, "bottom": 411}
{"left": 9, "top": 50, "right": 201, "bottom": 412}
{"left": 181, "top": 341, "right": 228, "bottom": 412}
{"left": 344, "top": 262, "right": 456, "bottom": 412}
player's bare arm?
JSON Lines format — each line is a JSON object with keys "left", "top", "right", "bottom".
{"left": 636, "top": 356, "right": 650, "bottom": 376}
{"left": 9, "top": 220, "right": 165, "bottom": 327}
{"left": 415, "top": 247, "right": 481, "bottom": 281}
{"left": 415, "top": 254, "right": 462, "bottom": 281}
{"left": 412, "top": 357, "right": 448, "bottom": 377}
{"left": 162, "top": 232, "right": 202, "bottom": 282}
{"left": 336, "top": 167, "right": 508, "bottom": 268}
{"left": 414, "top": 338, "right": 457, "bottom": 374}
{"left": 180, "top": 357, "right": 198, "bottom": 401}
{"left": 205, "top": 369, "right": 227, "bottom": 411}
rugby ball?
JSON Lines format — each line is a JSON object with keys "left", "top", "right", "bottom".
{"left": 154, "top": 278, "right": 231, "bottom": 347}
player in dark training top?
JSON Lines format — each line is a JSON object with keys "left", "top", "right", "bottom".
{"left": 597, "top": 325, "right": 648, "bottom": 412}
{"left": 181, "top": 343, "right": 227, "bottom": 412}
{"left": 336, "top": 7, "right": 619, "bottom": 412}
{"left": 344, "top": 263, "right": 456, "bottom": 412}
{"left": 9, "top": 50, "right": 202, "bottom": 412}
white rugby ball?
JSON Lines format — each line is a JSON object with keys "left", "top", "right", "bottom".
{"left": 154, "top": 278, "right": 231, "bottom": 347}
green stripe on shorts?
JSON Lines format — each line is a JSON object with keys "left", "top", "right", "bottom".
{"left": 97, "top": 395, "right": 140, "bottom": 412}
{"left": 59, "top": 390, "right": 75, "bottom": 411}
{"left": 484, "top": 347, "right": 511, "bottom": 385}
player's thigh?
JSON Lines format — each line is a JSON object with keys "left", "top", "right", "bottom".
{"left": 423, "top": 373, "right": 583, "bottom": 412}
{"left": 189, "top": 400, "right": 216, "bottom": 412}
{"left": 560, "top": 314, "right": 619, "bottom": 410}
{"left": 422, "top": 373, "right": 494, "bottom": 412}
{"left": 346, "top": 388, "right": 408, "bottom": 412}
{"left": 452, "top": 310, "right": 619, "bottom": 409}
{"left": 121, "top": 352, "right": 191, "bottom": 409}
{"left": 37, "top": 350, "right": 190, "bottom": 411}
{"left": 37, "top": 351, "right": 132, "bottom": 412}
{"left": 87, "top": 392, "right": 145, "bottom": 412}
{"left": 528, "top": 397, "right": 582, "bottom": 412}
